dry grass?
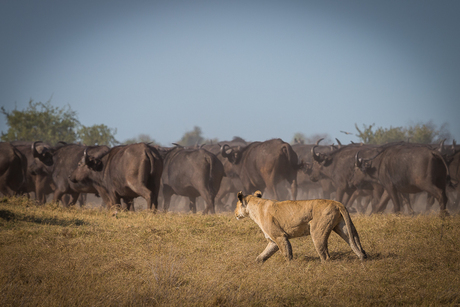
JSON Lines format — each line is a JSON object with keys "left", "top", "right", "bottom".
{"left": 1, "top": 196, "right": 460, "bottom": 306}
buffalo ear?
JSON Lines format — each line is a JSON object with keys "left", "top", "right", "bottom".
{"left": 88, "top": 158, "right": 103, "bottom": 171}
{"left": 363, "top": 160, "right": 372, "bottom": 169}
{"left": 254, "top": 190, "right": 262, "bottom": 198}
{"left": 237, "top": 191, "right": 244, "bottom": 203}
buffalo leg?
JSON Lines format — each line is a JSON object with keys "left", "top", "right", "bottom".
{"left": 162, "top": 186, "right": 174, "bottom": 212}
{"left": 122, "top": 198, "right": 135, "bottom": 211}
{"left": 200, "top": 187, "right": 217, "bottom": 214}
{"left": 424, "top": 194, "right": 436, "bottom": 212}
{"left": 374, "top": 190, "right": 391, "bottom": 213}
{"left": 335, "top": 187, "right": 348, "bottom": 205}
{"left": 344, "top": 190, "right": 360, "bottom": 211}
{"left": 425, "top": 185, "right": 448, "bottom": 215}
{"left": 189, "top": 196, "right": 197, "bottom": 214}
{"left": 370, "top": 186, "right": 385, "bottom": 213}
{"left": 400, "top": 193, "right": 415, "bottom": 214}
{"left": 68, "top": 193, "right": 80, "bottom": 206}
{"left": 111, "top": 195, "right": 123, "bottom": 210}
{"left": 53, "top": 190, "right": 66, "bottom": 206}
{"left": 290, "top": 179, "right": 297, "bottom": 200}
{"left": 35, "top": 189, "right": 46, "bottom": 205}
{"left": 267, "top": 184, "right": 279, "bottom": 200}
{"left": 78, "top": 193, "right": 87, "bottom": 207}
{"left": 201, "top": 196, "right": 216, "bottom": 215}
{"left": 387, "top": 187, "right": 402, "bottom": 213}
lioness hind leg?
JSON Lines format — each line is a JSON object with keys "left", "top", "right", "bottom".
{"left": 274, "top": 236, "right": 293, "bottom": 261}
{"left": 256, "top": 241, "right": 279, "bottom": 263}
{"left": 333, "top": 221, "right": 367, "bottom": 260}
{"left": 311, "top": 234, "right": 331, "bottom": 262}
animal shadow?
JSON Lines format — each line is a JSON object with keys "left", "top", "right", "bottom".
{"left": 0, "top": 209, "right": 86, "bottom": 226}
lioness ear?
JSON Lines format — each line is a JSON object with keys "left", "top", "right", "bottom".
{"left": 254, "top": 190, "right": 262, "bottom": 198}
{"left": 237, "top": 191, "right": 244, "bottom": 202}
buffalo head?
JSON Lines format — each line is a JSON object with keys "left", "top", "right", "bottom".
{"left": 309, "top": 138, "right": 335, "bottom": 182}
{"left": 350, "top": 151, "right": 377, "bottom": 188}
{"left": 311, "top": 138, "right": 331, "bottom": 164}
{"left": 299, "top": 161, "right": 312, "bottom": 175}
{"left": 221, "top": 144, "right": 242, "bottom": 164}
{"left": 69, "top": 148, "right": 103, "bottom": 183}
{"left": 31, "top": 141, "right": 54, "bottom": 166}
{"left": 29, "top": 141, "right": 54, "bottom": 176}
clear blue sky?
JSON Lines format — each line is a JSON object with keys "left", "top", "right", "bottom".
{"left": 1, "top": 0, "right": 459, "bottom": 145}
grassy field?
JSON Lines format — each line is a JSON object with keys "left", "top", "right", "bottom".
{"left": 1, "top": 196, "right": 459, "bottom": 306}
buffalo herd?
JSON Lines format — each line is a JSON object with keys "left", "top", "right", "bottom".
{"left": 1, "top": 138, "right": 458, "bottom": 215}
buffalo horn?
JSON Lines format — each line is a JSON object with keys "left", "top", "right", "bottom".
{"left": 355, "top": 151, "right": 363, "bottom": 168}
{"left": 335, "top": 138, "right": 342, "bottom": 148}
{"left": 311, "top": 145, "right": 322, "bottom": 162}
{"left": 83, "top": 148, "right": 89, "bottom": 165}
{"left": 221, "top": 144, "right": 231, "bottom": 158}
{"left": 32, "top": 141, "right": 42, "bottom": 158}
{"left": 438, "top": 139, "right": 446, "bottom": 153}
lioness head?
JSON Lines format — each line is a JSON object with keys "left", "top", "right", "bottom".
{"left": 235, "top": 191, "right": 262, "bottom": 220}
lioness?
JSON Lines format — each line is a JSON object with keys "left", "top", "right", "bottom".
{"left": 235, "top": 191, "right": 367, "bottom": 262}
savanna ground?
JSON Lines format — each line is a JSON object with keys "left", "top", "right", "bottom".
{"left": 1, "top": 196, "right": 460, "bottom": 306}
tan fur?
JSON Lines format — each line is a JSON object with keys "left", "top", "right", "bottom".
{"left": 235, "top": 191, "right": 367, "bottom": 263}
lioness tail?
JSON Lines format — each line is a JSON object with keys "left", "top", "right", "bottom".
{"left": 337, "top": 204, "right": 367, "bottom": 260}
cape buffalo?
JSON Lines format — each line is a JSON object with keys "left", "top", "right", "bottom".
{"left": 11, "top": 141, "right": 55, "bottom": 204}
{"left": 69, "top": 143, "right": 163, "bottom": 211}
{"left": 202, "top": 139, "right": 247, "bottom": 211}
{"left": 0, "top": 142, "right": 27, "bottom": 196}
{"left": 353, "top": 143, "right": 450, "bottom": 215}
{"left": 159, "top": 145, "right": 224, "bottom": 214}
{"left": 221, "top": 138, "right": 299, "bottom": 200}
{"left": 306, "top": 140, "right": 388, "bottom": 212}
{"left": 50, "top": 144, "right": 110, "bottom": 206}
{"left": 292, "top": 139, "right": 336, "bottom": 199}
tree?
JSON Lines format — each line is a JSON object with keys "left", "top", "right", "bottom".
{"left": 291, "top": 132, "right": 307, "bottom": 144}
{"left": 177, "top": 126, "right": 204, "bottom": 146}
{"left": 202, "top": 137, "right": 219, "bottom": 145}
{"left": 78, "top": 124, "right": 119, "bottom": 146}
{"left": 1, "top": 99, "right": 119, "bottom": 146}
{"left": 124, "top": 133, "right": 159, "bottom": 146}
{"left": 1, "top": 100, "right": 80, "bottom": 144}
{"left": 291, "top": 132, "right": 332, "bottom": 144}
{"left": 355, "top": 121, "right": 452, "bottom": 144}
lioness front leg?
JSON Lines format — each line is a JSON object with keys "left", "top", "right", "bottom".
{"left": 256, "top": 241, "right": 279, "bottom": 263}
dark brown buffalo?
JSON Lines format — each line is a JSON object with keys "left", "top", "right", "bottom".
{"left": 306, "top": 140, "right": 394, "bottom": 215}
{"left": 220, "top": 138, "right": 299, "bottom": 200}
{"left": 307, "top": 140, "right": 370, "bottom": 206}
{"left": 442, "top": 143, "right": 460, "bottom": 211}
{"left": 16, "top": 142, "right": 109, "bottom": 206}
{"left": 292, "top": 139, "right": 336, "bottom": 199}
{"left": 49, "top": 144, "right": 110, "bottom": 206}
{"left": 69, "top": 143, "right": 163, "bottom": 210}
{"left": 353, "top": 143, "right": 450, "bottom": 215}
{"left": 0, "top": 142, "right": 27, "bottom": 196}
{"left": 11, "top": 141, "right": 55, "bottom": 203}
{"left": 202, "top": 139, "right": 247, "bottom": 210}
{"left": 158, "top": 145, "right": 224, "bottom": 214}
